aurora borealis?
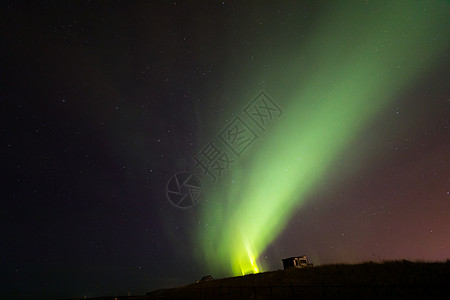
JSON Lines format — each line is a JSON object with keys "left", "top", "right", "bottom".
{"left": 2, "top": 1, "right": 449, "bottom": 299}
{"left": 196, "top": 1, "right": 449, "bottom": 277}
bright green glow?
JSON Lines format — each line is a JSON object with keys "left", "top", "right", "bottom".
{"left": 197, "top": 2, "right": 449, "bottom": 276}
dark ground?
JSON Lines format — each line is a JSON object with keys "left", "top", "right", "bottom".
{"left": 57, "top": 261, "right": 450, "bottom": 300}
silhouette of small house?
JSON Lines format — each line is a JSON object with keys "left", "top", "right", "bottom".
{"left": 282, "top": 256, "right": 310, "bottom": 269}
{"left": 200, "top": 275, "right": 213, "bottom": 282}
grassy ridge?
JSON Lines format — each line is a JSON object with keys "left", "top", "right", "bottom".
{"left": 58, "top": 261, "right": 450, "bottom": 300}
{"left": 147, "top": 261, "right": 450, "bottom": 299}
{"left": 188, "top": 260, "right": 449, "bottom": 287}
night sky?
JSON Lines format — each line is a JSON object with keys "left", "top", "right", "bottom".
{"left": 2, "top": 1, "right": 449, "bottom": 299}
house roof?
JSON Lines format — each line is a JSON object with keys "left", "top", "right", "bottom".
{"left": 282, "top": 256, "right": 307, "bottom": 261}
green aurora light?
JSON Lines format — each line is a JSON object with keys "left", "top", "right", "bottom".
{"left": 196, "top": 2, "right": 449, "bottom": 276}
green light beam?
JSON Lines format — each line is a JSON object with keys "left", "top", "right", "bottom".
{"left": 197, "top": 2, "right": 449, "bottom": 276}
